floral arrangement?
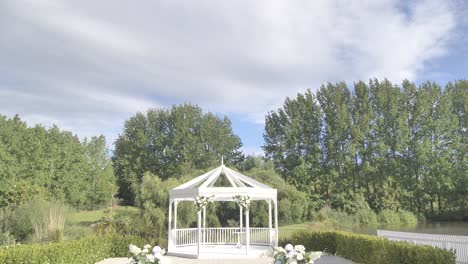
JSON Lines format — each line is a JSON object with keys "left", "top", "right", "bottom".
{"left": 128, "top": 244, "right": 165, "bottom": 264}
{"left": 270, "top": 244, "right": 322, "bottom": 264}
{"left": 233, "top": 195, "right": 251, "bottom": 211}
{"left": 194, "top": 195, "right": 213, "bottom": 211}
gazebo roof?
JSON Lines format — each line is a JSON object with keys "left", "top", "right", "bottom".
{"left": 169, "top": 163, "right": 277, "bottom": 201}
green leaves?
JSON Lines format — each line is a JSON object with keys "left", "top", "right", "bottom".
{"left": 113, "top": 104, "right": 243, "bottom": 204}
{"left": 263, "top": 79, "right": 467, "bottom": 216}
{"left": 0, "top": 115, "right": 116, "bottom": 209}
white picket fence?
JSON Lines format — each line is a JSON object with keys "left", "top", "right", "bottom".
{"left": 377, "top": 230, "right": 468, "bottom": 264}
{"left": 173, "top": 227, "right": 276, "bottom": 247}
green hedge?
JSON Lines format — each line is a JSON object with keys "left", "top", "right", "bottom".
{"left": 0, "top": 235, "right": 146, "bottom": 264}
{"left": 286, "top": 231, "right": 456, "bottom": 264}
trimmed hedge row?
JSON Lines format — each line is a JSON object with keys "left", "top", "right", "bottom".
{"left": 284, "top": 231, "right": 456, "bottom": 264}
{"left": 0, "top": 235, "right": 146, "bottom": 264}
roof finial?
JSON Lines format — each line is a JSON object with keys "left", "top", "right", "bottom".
{"left": 221, "top": 155, "right": 224, "bottom": 166}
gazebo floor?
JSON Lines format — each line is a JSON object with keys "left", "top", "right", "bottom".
{"left": 167, "top": 244, "right": 272, "bottom": 259}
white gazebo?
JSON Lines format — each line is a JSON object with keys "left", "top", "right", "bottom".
{"left": 167, "top": 160, "right": 278, "bottom": 259}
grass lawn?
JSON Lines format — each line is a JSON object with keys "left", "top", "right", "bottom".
{"left": 279, "top": 220, "right": 340, "bottom": 239}
{"left": 64, "top": 206, "right": 138, "bottom": 240}
{"left": 279, "top": 222, "right": 312, "bottom": 239}
{"left": 67, "top": 206, "right": 138, "bottom": 225}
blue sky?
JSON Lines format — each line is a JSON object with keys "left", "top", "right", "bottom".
{"left": 1, "top": 0, "right": 467, "bottom": 155}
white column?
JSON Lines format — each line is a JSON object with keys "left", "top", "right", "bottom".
{"left": 240, "top": 206, "right": 243, "bottom": 229}
{"left": 268, "top": 200, "right": 272, "bottom": 229}
{"left": 197, "top": 210, "right": 201, "bottom": 256}
{"left": 203, "top": 206, "right": 206, "bottom": 245}
{"left": 245, "top": 209, "right": 250, "bottom": 255}
{"left": 268, "top": 200, "right": 272, "bottom": 246}
{"left": 274, "top": 200, "right": 278, "bottom": 247}
{"left": 168, "top": 201, "right": 173, "bottom": 251}
{"left": 174, "top": 201, "right": 178, "bottom": 229}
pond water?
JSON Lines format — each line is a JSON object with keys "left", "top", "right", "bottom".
{"left": 351, "top": 221, "right": 468, "bottom": 236}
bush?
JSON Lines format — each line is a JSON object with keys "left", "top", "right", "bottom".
{"left": 0, "top": 235, "right": 146, "bottom": 264}
{"left": 1, "top": 200, "right": 67, "bottom": 243}
{"left": 378, "top": 209, "right": 401, "bottom": 225}
{"left": 355, "top": 208, "right": 378, "bottom": 225}
{"left": 288, "top": 231, "right": 456, "bottom": 264}
{"left": 398, "top": 210, "right": 418, "bottom": 225}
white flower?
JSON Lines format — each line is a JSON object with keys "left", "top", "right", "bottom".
{"left": 294, "top": 245, "right": 305, "bottom": 253}
{"left": 129, "top": 244, "right": 141, "bottom": 255}
{"left": 287, "top": 250, "right": 296, "bottom": 259}
{"left": 154, "top": 252, "right": 163, "bottom": 260}
{"left": 146, "top": 254, "right": 155, "bottom": 263}
{"left": 152, "top": 246, "right": 162, "bottom": 254}
{"left": 144, "top": 244, "right": 151, "bottom": 249}
{"left": 275, "top": 261, "right": 282, "bottom": 264}
{"left": 296, "top": 253, "right": 304, "bottom": 261}
{"left": 285, "top": 244, "right": 294, "bottom": 252}
{"left": 287, "top": 258, "right": 297, "bottom": 264}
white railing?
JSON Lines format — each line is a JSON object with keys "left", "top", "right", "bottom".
{"left": 174, "top": 228, "right": 198, "bottom": 246}
{"left": 377, "top": 230, "right": 468, "bottom": 264}
{"left": 173, "top": 227, "right": 276, "bottom": 248}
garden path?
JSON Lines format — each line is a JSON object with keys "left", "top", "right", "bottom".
{"left": 96, "top": 255, "right": 355, "bottom": 264}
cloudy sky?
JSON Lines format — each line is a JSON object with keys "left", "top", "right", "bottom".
{"left": 1, "top": 0, "right": 467, "bottom": 154}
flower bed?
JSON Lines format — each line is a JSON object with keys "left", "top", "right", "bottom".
{"left": 284, "top": 231, "right": 456, "bottom": 264}
{"left": 0, "top": 235, "right": 146, "bottom": 264}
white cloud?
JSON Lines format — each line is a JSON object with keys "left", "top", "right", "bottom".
{"left": 0, "top": 0, "right": 460, "bottom": 150}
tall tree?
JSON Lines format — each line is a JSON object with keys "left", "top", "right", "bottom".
{"left": 0, "top": 115, "right": 116, "bottom": 209}
{"left": 113, "top": 104, "right": 243, "bottom": 204}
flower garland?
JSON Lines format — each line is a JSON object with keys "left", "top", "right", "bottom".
{"left": 270, "top": 244, "right": 322, "bottom": 264}
{"left": 129, "top": 244, "right": 166, "bottom": 264}
{"left": 194, "top": 195, "right": 213, "bottom": 211}
{"left": 233, "top": 195, "right": 251, "bottom": 211}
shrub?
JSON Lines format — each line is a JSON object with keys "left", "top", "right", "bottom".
{"left": 288, "top": 231, "right": 456, "bottom": 264}
{"left": 2, "top": 200, "right": 67, "bottom": 243}
{"left": 0, "top": 235, "right": 146, "bottom": 264}
{"left": 287, "top": 231, "right": 337, "bottom": 254}
{"left": 398, "top": 210, "right": 418, "bottom": 225}
{"left": 378, "top": 209, "right": 401, "bottom": 225}
{"left": 355, "top": 208, "right": 378, "bottom": 225}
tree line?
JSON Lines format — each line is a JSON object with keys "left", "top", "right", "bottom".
{"left": 0, "top": 115, "right": 115, "bottom": 209}
{"left": 264, "top": 79, "right": 467, "bottom": 217}
{"left": 1, "top": 79, "right": 466, "bottom": 222}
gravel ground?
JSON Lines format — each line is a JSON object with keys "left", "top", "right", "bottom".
{"left": 96, "top": 255, "right": 355, "bottom": 264}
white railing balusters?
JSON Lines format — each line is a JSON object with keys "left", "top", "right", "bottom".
{"left": 378, "top": 230, "right": 468, "bottom": 264}
{"left": 173, "top": 227, "right": 273, "bottom": 248}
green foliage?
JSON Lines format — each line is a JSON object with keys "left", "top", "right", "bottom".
{"left": 378, "top": 209, "right": 401, "bottom": 225}
{"left": 0, "top": 115, "right": 117, "bottom": 209}
{"left": 263, "top": 79, "right": 467, "bottom": 216}
{"left": 288, "top": 231, "right": 456, "bottom": 264}
{"left": 245, "top": 165, "right": 310, "bottom": 224}
{"left": 113, "top": 104, "right": 244, "bottom": 203}
{"left": 0, "top": 235, "right": 146, "bottom": 264}
{"left": 0, "top": 200, "right": 66, "bottom": 243}
{"left": 398, "top": 210, "right": 418, "bottom": 225}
